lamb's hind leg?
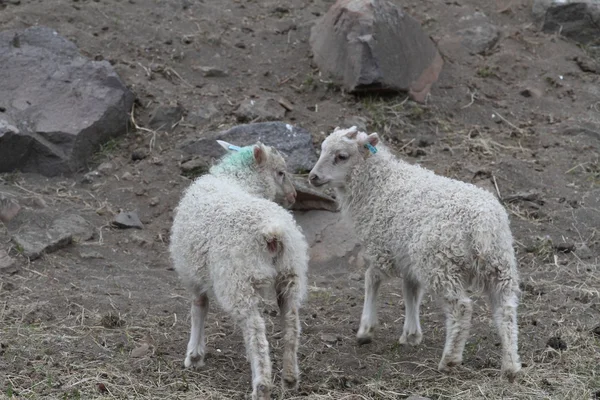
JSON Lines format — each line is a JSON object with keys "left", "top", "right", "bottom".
{"left": 239, "top": 308, "right": 272, "bottom": 400}
{"left": 357, "top": 265, "right": 383, "bottom": 344}
{"left": 276, "top": 275, "right": 301, "bottom": 391}
{"left": 487, "top": 281, "right": 521, "bottom": 382}
{"left": 399, "top": 274, "right": 424, "bottom": 346}
{"left": 184, "top": 293, "right": 208, "bottom": 369}
{"left": 438, "top": 286, "right": 473, "bottom": 372}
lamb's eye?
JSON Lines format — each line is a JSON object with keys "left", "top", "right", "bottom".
{"left": 336, "top": 153, "right": 349, "bottom": 162}
{"left": 278, "top": 171, "right": 285, "bottom": 177}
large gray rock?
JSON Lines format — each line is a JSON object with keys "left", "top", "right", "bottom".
{"left": 11, "top": 213, "right": 94, "bottom": 260}
{"left": 0, "top": 26, "right": 134, "bottom": 176}
{"left": 309, "top": 0, "right": 443, "bottom": 102}
{"left": 534, "top": 0, "right": 600, "bottom": 44}
{"left": 181, "top": 122, "right": 317, "bottom": 173}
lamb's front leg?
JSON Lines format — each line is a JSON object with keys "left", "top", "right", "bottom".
{"left": 357, "top": 265, "right": 383, "bottom": 344}
{"left": 399, "top": 274, "right": 424, "bottom": 346}
{"left": 276, "top": 276, "right": 301, "bottom": 391}
{"left": 241, "top": 308, "right": 272, "bottom": 400}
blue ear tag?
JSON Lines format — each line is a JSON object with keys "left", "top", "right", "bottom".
{"left": 365, "top": 143, "right": 377, "bottom": 154}
{"left": 228, "top": 145, "right": 242, "bottom": 152}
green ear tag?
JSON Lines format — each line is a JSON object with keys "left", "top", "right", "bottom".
{"left": 365, "top": 143, "right": 377, "bottom": 154}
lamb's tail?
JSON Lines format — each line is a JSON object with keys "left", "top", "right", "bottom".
{"left": 261, "top": 222, "right": 286, "bottom": 256}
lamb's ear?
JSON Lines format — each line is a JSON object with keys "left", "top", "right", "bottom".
{"left": 253, "top": 143, "right": 267, "bottom": 165}
{"left": 344, "top": 126, "right": 359, "bottom": 139}
{"left": 366, "top": 132, "right": 379, "bottom": 147}
{"left": 216, "top": 140, "right": 241, "bottom": 152}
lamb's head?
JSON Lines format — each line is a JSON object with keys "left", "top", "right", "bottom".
{"left": 308, "top": 126, "right": 379, "bottom": 189}
{"left": 215, "top": 140, "right": 297, "bottom": 207}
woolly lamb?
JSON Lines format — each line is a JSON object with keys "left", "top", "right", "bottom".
{"left": 170, "top": 141, "right": 309, "bottom": 399}
{"left": 308, "top": 126, "right": 522, "bottom": 381}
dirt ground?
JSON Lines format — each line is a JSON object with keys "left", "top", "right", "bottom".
{"left": 1, "top": 0, "right": 600, "bottom": 399}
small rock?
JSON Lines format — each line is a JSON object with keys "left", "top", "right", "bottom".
{"left": 80, "top": 250, "right": 104, "bottom": 259}
{"left": 458, "top": 12, "right": 501, "bottom": 55}
{"left": 0, "top": 249, "right": 18, "bottom": 274}
{"left": 130, "top": 342, "right": 151, "bottom": 358}
{"left": 196, "top": 66, "right": 228, "bottom": 77}
{"left": 180, "top": 157, "right": 211, "bottom": 177}
{"left": 97, "top": 161, "right": 114, "bottom": 175}
{"left": 520, "top": 87, "right": 543, "bottom": 98}
{"left": 320, "top": 333, "right": 339, "bottom": 344}
{"left": 309, "top": 0, "right": 443, "bottom": 102}
{"left": 149, "top": 104, "right": 184, "bottom": 131}
{"left": 131, "top": 149, "right": 148, "bottom": 161}
{"left": 278, "top": 97, "right": 294, "bottom": 112}
{"left": 574, "top": 55, "right": 599, "bottom": 73}
{"left": 0, "top": 196, "right": 21, "bottom": 223}
{"left": 342, "top": 116, "right": 368, "bottom": 132}
{"left": 235, "top": 98, "right": 286, "bottom": 122}
{"left": 82, "top": 170, "right": 100, "bottom": 184}
{"left": 349, "top": 272, "right": 364, "bottom": 281}
{"left": 554, "top": 242, "right": 575, "bottom": 253}
{"left": 131, "top": 232, "right": 152, "bottom": 246}
{"left": 546, "top": 336, "right": 567, "bottom": 351}
{"left": 121, "top": 172, "right": 134, "bottom": 181}
{"left": 19, "top": 196, "right": 47, "bottom": 209}
{"left": 149, "top": 197, "right": 159, "bottom": 207}
{"left": 113, "top": 211, "right": 144, "bottom": 229}
{"left": 187, "top": 104, "right": 219, "bottom": 125}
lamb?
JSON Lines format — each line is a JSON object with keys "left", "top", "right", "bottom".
{"left": 308, "top": 126, "right": 522, "bottom": 381}
{"left": 170, "top": 141, "right": 309, "bottom": 400}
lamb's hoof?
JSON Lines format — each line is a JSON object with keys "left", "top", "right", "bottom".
{"left": 184, "top": 352, "right": 205, "bottom": 369}
{"left": 399, "top": 332, "right": 422, "bottom": 346}
{"left": 502, "top": 363, "right": 522, "bottom": 383}
{"left": 282, "top": 375, "right": 299, "bottom": 391}
{"left": 438, "top": 358, "right": 462, "bottom": 373}
{"left": 252, "top": 383, "right": 271, "bottom": 400}
{"left": 357, "top": 335, "right": 373, "bottom": 345}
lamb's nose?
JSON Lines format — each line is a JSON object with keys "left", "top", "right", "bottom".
{"left": 308, "top": 173, "right": 319, "bottom": 183}
{"left": 286, "top": 192, "right": 296, "bottom": 204}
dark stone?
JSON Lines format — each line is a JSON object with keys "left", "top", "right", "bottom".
{"left": 546, "top": 336, "right": 567, "bottom": 351}
{"left": 0, "top": 26, "right": 134, "bottom": 176}
{"left": 309, "top": 0, "right": 443, "bottom": 102}
{"left": 131, "top": 148, "right": 148, "bottom": 161}
{"left": 187, "top": 104, "right": 219, "bottom": 126}
{"left": 0, "top": 249, "right": 18, "bottom": 275}
{"left": 113, "top": 211, "right": 143, "bottom": 229}
{"left": 0, "top": 196, "right": 21, "bottom": 223}
{"left": 181, "top": 122, "right": 317, "bottom": 173}
{"left": 541, "top": 1, "right": 600, "bottom": 45}
{"left": 148, "top": 104, "right": 184, "bottom": 131}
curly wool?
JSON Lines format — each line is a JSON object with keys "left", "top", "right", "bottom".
{"left": 344, "top": 144, "right": 518, "bottom": 291}
{"left": 170, "top": 150, "right": 308, "bottom": 317}
{"left": 169, "top": 143, "right": 309, "bottom": 398}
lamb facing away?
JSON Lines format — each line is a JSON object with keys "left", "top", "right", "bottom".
{"left": 170, "top": 141, "right": 309, "bottom": 400}
{"left": 308, "top": 127, "right": 522, "bottom": 381}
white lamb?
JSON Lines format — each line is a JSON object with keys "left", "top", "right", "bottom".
{"left": 308, "top": 126, "right": 522, "bottom": 381}
{"left": 170, "top": 141, "right": 309, "bottom": 400}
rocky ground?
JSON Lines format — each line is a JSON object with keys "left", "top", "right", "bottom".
{"left": 1, "top": 0, "right": 600, "bottom": 399}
